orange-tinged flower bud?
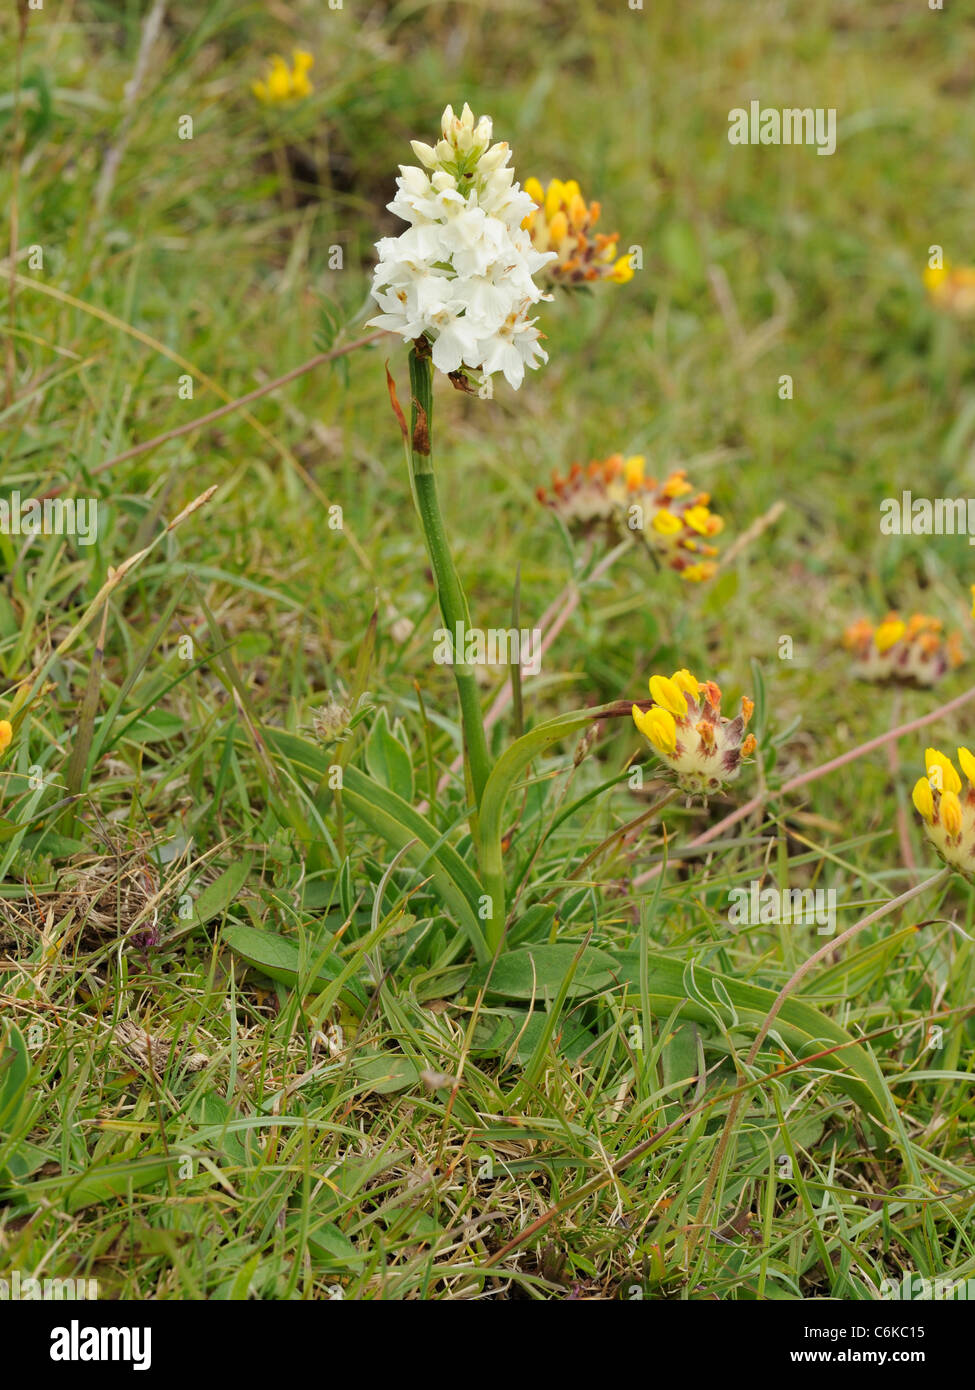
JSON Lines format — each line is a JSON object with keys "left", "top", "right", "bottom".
{"left": 568, "top": 194, "right": 588, "bottom": 229}
{"left": 624, "top": 455, "right": 645, "bottom": 490}
{"left": 548, "top": 210, "right": 569, "bottom": 247}
{"left": 662, "top": 472, "right": 693, "bottom": 499}
{"left": 942, "top": 788, "right": 963, "bottom": 838}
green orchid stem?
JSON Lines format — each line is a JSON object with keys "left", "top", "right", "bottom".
{"left": 406, "top": 345, "right": 493, "bottom": 834}
{"left": 482, "top": 855, "right": 507, "bottom": 957}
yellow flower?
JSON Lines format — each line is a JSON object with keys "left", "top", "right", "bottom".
{"left": 253, "top": 48, "right": 314, "bottom": 105}
{"left": 623, "top": 455, "right": 644, "bottom": 489}
{"left": 0, "top": 720, "right": 11, "bottom": 755}
{"left": 873, "top": 617, "right": 906, "bottom": 654}
{"left": 662, "top": 474, "right": 693, "bottom": 500}
{"left": 843, "top": 612, "right": 962, "bottom": 688}
{"left": 923, "top": 263, "right": 949, "bottom": 296}
{"left": 913, "top": 745, "right": 975, "bottom": 879}
{"left": 523, "top": 176, "right": 632, "bottom": 286}
{"left": 537, "top": 457, "right": 724, "bottom": 581}
{"left": 912, "top": 775, "right": 934, "bottom": 822}
{"left": 924, "top": 258, "right": 975, "bottom": 317}
{"left": 925, "top": 746, "right": 961, "bottom": 794}
{"left": 652, "top": 508, "right": 683, "bottom": 535}
{"left": 958, "top": 746, "right": 975, "bottom": 786}
{"left": 682, "top": 505, "right": 714, "bottom": 536}
{"left": 681, "top": 563, "right": 714, "bottom": 583}
{"left": 648, "top": 674, "right": 688, "bottom": 718}
{"left": 632, "top": 705, "right": 677, "bottom": 754}
{"left": 632, "top": 671, "right": 756, "bottom": 797}
{"left": 671, "top": 668, "right": 701, "bottom": 698}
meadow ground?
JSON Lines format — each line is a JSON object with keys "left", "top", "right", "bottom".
{"left": 2, "top": 0, "right": 975, "bottom": 1302}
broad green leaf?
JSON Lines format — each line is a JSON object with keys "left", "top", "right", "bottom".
{"left": 264, "top": 728, "right": 487, "bottom": 962}
{"left": 0, "top": 1024, "right": 43, "bottom": 1188}
{"left": 192, "top": 856, "right": 252, "bottom": 928}
{"left": 21, "top": 831, "right": 87, "bottom": 856}
{"left": 3, "top": 1156, "right": 180, "bottom": 1213}
{"left": 365, "top": 708, "right": 414, "bottom": 803}
{"left": 353, "top": 1051, "right": 419, "bottom": 1095}
{"left": 187, "top": 1093, "right": 246, "bottom": 1163}
{"left": 411, "top": 962, "right": 471, "bottom": 1003}
{"left": 661, "top": 1021, "right": 701, "bottom": 1093}
{"left": 471, "top": 943, "right": 620, "bottom": 1000}
{"left": 478, "top": 704, "right": 615, "bottom": 933}
{"left": 471, "top": 1008, "right": 594, "bottom": 1064}
{"left": 222, "top": 923, "right": 365, "bottom": 1005}
{"left": 0, "top": 817, "right": 23, "bottom": 844}
{"left": 341, "top": 768, "right": 487, "bottom": 959}
{"left": 1, "top": 1141, "right": 48, "bottom": 1183}
{"left": 508, "top": 902, "right": 557, "bottom": 946}
{"left": 0, "top": 1023, "right": 32, "bottom": 1134}
{"left": 609, "top": 949, "right": 891, "bottom": 1124}
{"left": 304, "top": 1221, "right": 362, "bottom": 1267}
{"left": 228, "top": 1253, "right": 261, "bottom": 1301}
{"left": 803, "top": 926, "right": 916, "bottom": 1002}
{"left": 473, "top": 942, "right": 890, "bottom": 1123}
{"left": 479, "top": 705, "right": 614, "bottom": 869}
{"left": 120, "top": 710, "right": 187, "bottom": 744}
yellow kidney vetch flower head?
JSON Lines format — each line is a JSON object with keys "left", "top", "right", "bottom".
{"left": 924, "top": 258, "right": 975, "bottom": 318}
{"left": 522, "top": 177, "right": 633, "bottom": 286}
{"left": 537, "top": 455, "right": 724, "bottom": 581}
{"left": 253, "top": 49, "right": 314, "bottom": 105}
{"left": 632, "top": 670, "right": 756, "bottom": 797}
{"left": 843, "top": 612, "right": 963, "bottom": 688}
{"left": 912, "top": 745, "right": 975, "bottom": 879}
{"left": 0, "top": 720, "right": 11, "bottom": 755}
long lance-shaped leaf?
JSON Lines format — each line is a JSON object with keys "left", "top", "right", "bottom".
{"left": 478, "top": 704, "right": 615, "bottom": 947}
{"left": 266, "top": 730, "right": 488, "bottom": 963}
{"left": 478, "top": 943, "right": 890, "bottom": 1123}
{"left": 609, "top": 949, "right": 891, "bottom": 1126}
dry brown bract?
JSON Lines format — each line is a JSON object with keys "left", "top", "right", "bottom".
{"left": 111, "top": 1019, "right": 210, "bottom": 1075}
